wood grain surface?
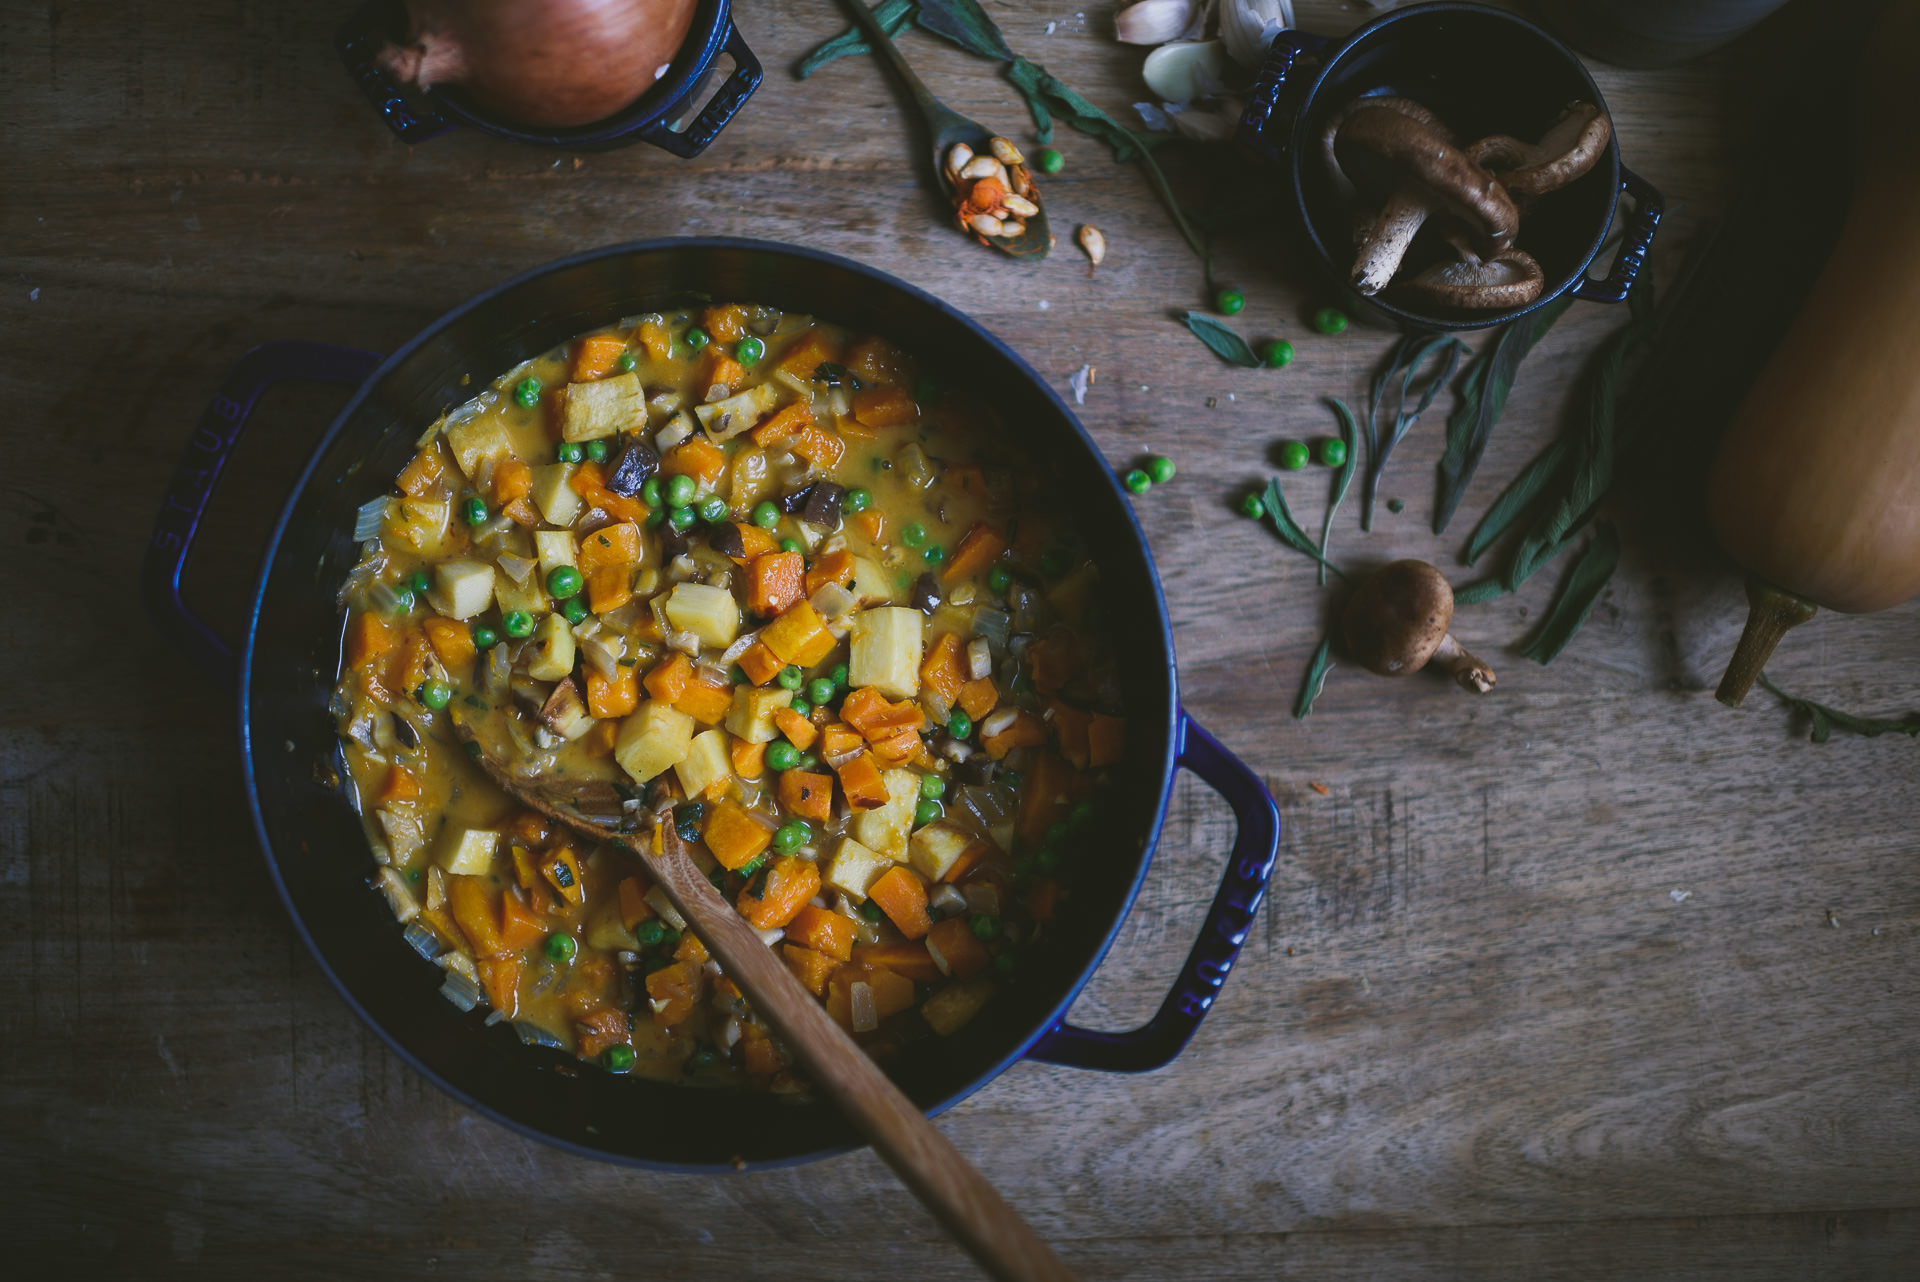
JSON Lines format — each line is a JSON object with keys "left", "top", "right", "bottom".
{"left": 5, "top": 0, "right": 1918, "bottom": 1277}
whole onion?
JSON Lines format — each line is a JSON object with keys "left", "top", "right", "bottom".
{"left": 377, "top": 0, "right": 700, "bottom": 130}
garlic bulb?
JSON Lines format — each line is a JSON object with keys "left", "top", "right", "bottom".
{"left": 1218, "top": 0, "right": 1295, "bottom": 68}
{"left": 1115, "top": 0, "right": 1195, "bottom": 45}
{"left": 1141, "top": 40, "right": 1233, "bottom": 104}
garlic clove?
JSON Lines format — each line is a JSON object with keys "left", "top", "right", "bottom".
{"left": 1218, "top": 0, "right": 1296, "bottom": 69}
{"left": 1141, "top": 40, "right": 1234, "bottom": 105}
{"left": 1168, "top": 98, "right": 1245, "bottom": 142}
{"left": 1115, "top": 0, "right": 1197, "bottom": 46}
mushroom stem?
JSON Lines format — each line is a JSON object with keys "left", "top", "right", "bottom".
{"left": 1429, "top": 633, "right": 1497, "bottom": 693}
{"left": 1352, "top": 190, "right": 1431, "bottom": 295}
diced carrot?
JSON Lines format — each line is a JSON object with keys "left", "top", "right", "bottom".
{"left": 721, "top": 521, "right": 779, "bottom": 563}
{"left": 749, "top": 399, "right": 812, "bottom": 450}
{"left": 421, "top": 616, "right": 476, "bottom": 673}
{"left": 927, "top": 916, "right": 992, "bottom": 980}
{"left": 346, "top": 612, "right": 393, "bottom": 668}
{"left": 492, "top": 458, "right": 533, "bottom": 503}
{"left": 703, "top": 800, "right": 775, "bottom": 871}
{"left": 852, "top": 384, "right": 919, "bottom": 428}
{"left": 776, "top": 768, "right": 834, "bottom": 822}
{"left": 449, "top": 876, "right": 508, "bottom": 957}
{"left": 820, "top": 723, "right": 864, "bottom": 764}
{"left": 853, "top": 941, "right": 943, "bottom": 984}
{"left": 476, "top": 956, "right": 522, "bottom": 1016}
{"left": 1026, "top": 878, "right": 1061, "bottom": 923}
{"left": 661, "top": 437, "right": 727, "bottom": 486}
{"left": 730, "top": 734, "right": 767, "bottom": 780}
{"left": 381, "top": 629, "right": 433, "bottom": 702}
{"left": 644, "top": 653, "right": 693, "bottom": 703}
{"left": 742, "top": 1032, "right": 783, "bottom": 1076}
{"left": 804, "top": 549, "right": 856, "bottom": 597}
{"left": 782, "top": 943, "right": 839, "bottom": 997}
{"left": 983, "top": 710, "right": 1047, "bottom": 760}
{"left": 617, "top": 876, "right": 655, "bottom": 930}
{"left": 395, "top": 447, "right": 444, "bottom": 497}
{"left": 760, "top": 601, "right": 836, "bottom": 667}
{"left": 507, "top": 811, "right": 552, "bottom": 846}
{"left": 868, "top": 966, "right": 915, "bottom": 1017}
{"left": 939, "top": 841, "right": 987, "bottom": 885}
{"left": 746, "top": 550, "right": 806, "bottom": 618}
{"left": 866, "top": 865, "right": 931, "bottom": 940}
{"left": 567, "top": 461, "right": 649, "bottom": 525}
{"left": 675, "top": 680, "right": 733, "bottom": 727}
{"left": 1049, "top": 699, "right": 1092, "bottom": 769}
{"left": 705, "top": 355, "right": 746, "bottom": 397}
{"left": 585, "top": 664, "right": 639, "bottom": 719}
{"left": 574, "top": 1005, "right": 631, "bottom": 1058}
{"left": 738, "top": 855, "right": 820, "bottom": 930}
{"left": 703, "top": 304, "right": 750, "bottom": 343}
{"left": 842, "top": 687, "right": 925, "bottom": 739}
{"left": 869, "top": 728, "right": 922, "bottom": 764}
{"left": 943, "top": 521, "right": 1008, "bottom": 584}
{"left": 918, "top": 632, "right": 967, "bottom": 705}
{"left": 1018, "top": 750, "right": 1076, "bottom": 844}
{"left": 1088, "top": 714, "right": 1126, "bottom": 768}
{"left": 498, "top": 893, "right": 550, "bottom": 950}
{"left": 636, "top": 317, "right": 672, "bottom": 362}
{"left": 674, "top": 932, "right": 710, "bottom": 966}
{"left": 791, "top": 424, "right": 846, "bottom": 469}
{"left": 580, "top": 719, "right": 617, "bottom": 757}
{"left": 772, "top": 707, "right": 818, "bottom": 752}
{"left": 785, "top": 904, "right": 856, "bottom": 962}
{"left": 957, "top": 677, "right": 999, "bottom": 721}
{"left": 775, "top": 328, "right": 839, "bottom": 383}
{"left": 571, "top": 333, "right": 628, "bottom": 382}
{"left": 736, "top": 641, "right": 783, "bottom": 686}
{"left": 846, "top": 335, "right": 911, "bottom": 387}
{"left": 851, "top": 509, "right": 886, "bottom": 543}
{"left": 375, "top": 764, "right": 420, "bottom": 805}
{"left": 1028, "top": 634, "right": 1080, "bottom": 694}
{"left": 587, "top": 565, "right": 633, "bottom": 615}
{"left": 577, "top": 522, "right": 641, "bottom": 575}
{"left": 836, "top": 751, "right": 889, "bottom": 810}
{"left": 505, "top": 497, "right": 542, "bottom": 527}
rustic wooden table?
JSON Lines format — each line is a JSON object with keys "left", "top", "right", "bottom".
{"left": 6, "top": 0, "right": 1917, "bottom": 1276}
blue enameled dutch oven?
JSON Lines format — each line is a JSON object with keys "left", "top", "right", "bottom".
{"left": 141, "top": 238, "right": 1281, "bottom": 1170}
{"left": 1236, "top": 1, "right": 1664, "bottom": 331}
{"left": 336, "top": 0, "right": 761, "bottom": 157}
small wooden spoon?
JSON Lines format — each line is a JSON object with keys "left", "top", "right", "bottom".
{"left": 835, "top": 0, "right": 1051, "bottom": 261}
{"left": 451, "top": 714, "right": 1076, "bottom": 1282}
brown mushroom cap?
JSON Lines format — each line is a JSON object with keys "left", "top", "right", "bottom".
{"left": 1468, "top": 101, "right": 1612, "bottom": 200}
{"left": 1320, "top": 95, "right": 1452, "bottom": 195}
{"left": 1343, "top": 559, "right": 1455, "bottom": 676}
{"left": 1399, "top": 246, "right": 1545, "bottom": 310}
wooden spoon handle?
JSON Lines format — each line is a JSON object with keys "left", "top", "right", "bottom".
{"left": 646, "top": 841, "right": 1077, "bottom": 1282}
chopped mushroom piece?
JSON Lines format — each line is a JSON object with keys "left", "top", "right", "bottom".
{"left": 1400, "top": 246, "right": 1545, "bottom": 310}
{"left": 1467, "top": 101, "right": 1612, "bottom": 201}
{"left": 1342, "top": 559, "right": 1496, "bottom": 693}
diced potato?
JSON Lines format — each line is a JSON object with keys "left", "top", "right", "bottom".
{"left": 673, "top": 727, "right": 733, "bottom": 800}
{"left": 693, "top": 382, "right": 782, "bottom": 442}
{"left": 725, "top": 684, "right": 794, "bottom": 745}
{"left": 446, "top": 413, "right": 515, "bottom": 481}
{"left": 822, "top": 836, "right": 893, "bottom": 900}
{"left": 615, "top": 700, "right": 695, "bottom": 783}
{"left": 852, "top": 768, "right": 920, "bottom": 861}
{"left": 437, "top": 827, "right": 500, "bottom": 876}
{"left": 494, "top": 573, "right": 551, "bottom": 618}
{"left": 534, "top": 530, "right": 576, "bottom": 575}
{"left": 385, "top": 497, "right": 449, "bottom": 554}
{"left": 530, "top": 462, "right": 583, "bottom": 527}
{"left": 662, "top": 582, "right": 741, "bottom": 649}
{"left": 562, "top": 371, "right": 644, "bottom": 441}
{"left": 428, "top": 560, "right": 496, "bottom": 620}
{"left": 922, "top": 975, "right": 994, "bottom": 1036}
{"left": 848, "top": 556, "right": 899, "bottom": 606}
{"left": 527, "top": 612, "right": 576, "bottom": 681}
{"left": 849, "top": 607, "right": 924, "bottom": 700}
{"left": 909, "top": 820, "right": 985, "bottom": 883}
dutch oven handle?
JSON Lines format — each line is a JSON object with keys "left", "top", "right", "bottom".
{"left": 637, "top": 22, "right": 764, "bottom": 159}
{"left": 336, "top": 0, "right": 455, "bottom": 143}
{"left": 1235, "top": 28, "right": 1330, "bottom": 165}
{"left": 141, "top": 341, "right": 383, "bottom": 687}
{"left": 1572, "top": 167, "right": 1664, "bottom": 304}
{"left": 1027, "top": 715, "right": 1280, "bottom": 1072}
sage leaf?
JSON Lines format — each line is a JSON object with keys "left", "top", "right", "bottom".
{"left": 1758, "top": 675, "right": 1920, "bottom": 744}
{"left": 1462, "top": 436, "right": 1570, "bottom": 566}
{"left": 1181, "top": 311, "right": 1261, "bottom": 367}
{"left": 1435, "top": 294, "right": 1574, "bottom": 533}
{"left": 1261, "top": 480, "right": 1347, "bottom": 580}
{"left": 795, "top": 0, "right": 917, "bottom": 78}
{"left": 1317, "top": 397, "right": 1358, "bottom": 587}
{"left": 1293, "top": 635, "right": 1335, "bottom": 720}
{"left": 916, "top": 0, "right": 1013, "bottom": 61}
{"left": 1519, "top": 523, "right": 1620, "bottom": 664}
{"left": 1362, "top": 334, "right": 1463, "bottom": 530}
{"left": 1452, "top": 578, "right": 1511, "bottom": 605}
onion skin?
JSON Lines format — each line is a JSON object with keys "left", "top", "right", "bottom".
{"left": 377, "top": 0, "right": 700, "bottom": 130}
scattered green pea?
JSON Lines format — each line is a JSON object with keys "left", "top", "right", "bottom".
{"left": 685, "top": 326, "right": 711, "bottom": 352}
{"left": 1313, "top": 306, "right": 1348, "bottom": 335}
{"left": 946, "top": 711, "right": 973, "bottom": 740}
{"left": 736, "top": 336, "right": 765, "bottom": 365}
{"left": 1036, "top": 147, "right": 1064, "bottom": 174}
{"left": 923, "top": 545, "right": 945, "bottom": 564}
{"left": 859, "top": 899, "right": 884, "bottom": 923}
{"left": 1216, "top": 288, "right": 1245, "bottom": 315}
{"left": 669, "top": 505, "right": 696, "bottom": 532}
{"left": 640, "top": 477, "right": 662, "bottom": 507}
{"left": 502, "top": 610, "right": 534, "bottom": 638}
{"left": 788, "top": 698, "right": 811, "bottom": 719}
{"left": 409, "top": 569, "right": 432, "bottom": 594}
{"left": 1238, "top": 493, "right": 1266, "bottom": 520}
{"left": 645, "top": 505, "right": 666, "bottom": 528}
{"left": 418, "top": 679, "right": 451, "bottom": 710}
{"left": 513, "top": 377, "right": 541, "bottom": 408}
{"left": 1036, "top": 848, "right": 1061, "bottom": 874}
{"left": 560, "top": 596, "right": 589, "bottom": 625}
{"left": 1387, "top": 497, "right": 1406, "bottom": 514}
{"left": 664, "top": 473, "right": 696, "bottom": 509}
{"left": 1279, "top": 440, "right": 1310, "bottom": 471}
{"left": 615, "top": 350, "right": 636, "bottom": 372}
{"left": 586, "top": 440, "right": 608, "bottom": 463}
{"left": 970, "top": 914, "right": 1000, "bottom": 942}
{"left": 462, "top": 496, "right": 489, "bottom": 526}
{"left": 546, "top": 566, "right": 583, "bottom": 600}
{"left": 751, "top": 500, "right": 781, "bottom": 531}
{"left": 602, "top": 1044, "right": 635, "bottom": 1073}
{"left": 780, "top": 538, "right": 803, "bottom": 554}
{"left": 901, "top": 522, "right": 927, "bottom": 547}
{"left": 845, "top": 488, "right": 872, "bottom": 513}
{"left": 807, "top": 678, "right": 836, "bottom": 706}
{"left": 546, "top": 933, "right": 577, "bottom": 962}
{"left": 1262, "top": 340, "right": 1295, "bottom": 368}
{"left": 796, "top": 751, "right": 819, "bottom": 771}
{"left": 776, "top": 666, "right": 803, "bottom": 691}
{"left": 1319, "top": 438, "right": 1349, "bottom": 468}
{"left": 698, "top": 496, "right": 729, "bottom": 524}
{"left": 987, "top": 565, "right": 1012, "bottom": 595}
{"left": 729, "top": 664, "right": 749, "bottom": 685}
{"left": 1147, "top": 456, "right": 1176, "bottom": 484}
{"left": 634, "top": 919, "right": 668, "bottom": 947}
{"left": 920, "top": 774, "right": 946, "bottom": 800}
{"left": 556, "top": 442, "right": 584, "bottom": 464}
{"left": 471, "top": 623, "right": 499, "bottom": 650}
{"left": 1122, "top": 469, "right": 1152, "bottom": 495}
{"left": 765, "top": 740, "right": 800, "bottom": 772}
{"left": 914, "top": 799, "right": 943, "bottom": 827}
{"left": 773, "top": 820, "right": 812, "bottom": 853}
{"left": 830, "top": 663, "right": 850, "bottom": 692}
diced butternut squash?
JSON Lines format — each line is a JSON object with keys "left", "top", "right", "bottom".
{"left": 636, "top": 317, "right": 673, "bottom": 361}
{"left": 822, "top": 836, "right": 891, "bottom": 900}
{"left": 587, "top": 565, "right": 632, "bottom": 615}
{"left": 737, "top": 641, "right": 783, "bottom": 686}
{"left": 922, "top": 975, "right": 994, "bottom": 1036}
{"left": 851, "top": 384, "right": 919, "bottom": 428}
{"left": 957, "top": 677, "right": 1000, "bottom": 721}
{"left": 805, "top": 549, "right": 857, "bottom": 598}
{"left": 738, "top": 855, "right": 819, "bottom": 931}
{"left": 1088, "top": 714, "right": 1126, "bottom": 768}
{"left": 540, "top": 846, "right": 585, "bottom": 905}
{"left": 774, "top": 328, "right": 840, "bottom": 390}
{"left": 615, "top": 700, "right": 695, "bottom": 783}
{"left": 644, "top": 652, "right": 693, "bottom": 703}
{"left": 571, "top": 334, "right": 628, "bottom": 382}
{"left": 855, "top": 942, "right": 943, "bottom": 984}
{"left": 918, "top": 631, "right": 967, "bottom": 705}
{"left": 375, "top": 764, "right": 420, "bottom": 805}
{"left": 1049, "top": 699, "right": 1092, "bottom": 769}
{"left": 866, "top": 865, "right": 931, "bottom": 940}
{"left": 791, "top": 424, "right": 845, "bottom": 469}
{"left": 645, "top": 960, "right": 702, "bottom": 1026}
{"left": 491, "top": 457, "right": 533, "bottom": 504}
{"left": 782, "top": 943, "right": 839, "bottom": 997}
{"left": 834, "top": 750, "right": 890, "bottom": 811}
{"left": 704, "top": 355, "right": 746, "bottom": 399}
{"left": 760, "top": 600, "right": 836, "bottom": 667}
{"left": 476, "top": 956, "right": 522, "bottom": 1015}
{"left": 745, "top": 551, "right": 806, "bottom": 618}
{"left": 574, "top": 1005, "right": 631, "bottom": 1059}
{"left": 422, "top": 616, "right": 476, "bottom": 671}
{"left": 777, "top": 768, "right": 834, "bottom": 822}
{"left": 617, "top": 876, "right": 655, "bottom": 930}
{"left": 943, "top": 521, "right": 1008, "bottom": 584}
{"left": 849, "top": 607, "right": 923, "bottom": 699}
{"left": 703, "top": 303, "right": 749, "bottom": 342}
{"left": 1017, "top": 750, "right": 1077, "bottom": 844}
{"left": 396, "top": 446, "right": 444, "bottom": 497}
{"left": 730, "top": 734, "right": 767, "bottom": 779}
{"left": 675, "top": 679, "right": 734, "bottom": 727}
{"left": 662, "top": 582, "right": 740, "bottom": 649}
{"left": 449, "top": 875, "right": 507, "bottom": 957}
{"left": 585, "top": 664, "right": 639, "bottom": 719}
{"left": 772, "top": 707, "right": 818, "bottom": 751}
{"left": 498, "top": 892, "right": 550, "bottom": 950}
{"left": 868, "top": 966, "right": 915, "bottom": 1017}
{"left": 1026, "top": 878, "right": 1061, "bottom": 922}
{"left": 909, "top": 820, "right": 988, "bottom": 884}
{"left": 577, "top": 522, "right": 642, "bottom": 575}
{"left": 702, "top": 800, "right": 775, "bottom": 871}
{"left": 1027, "top": 635, "right": 1079, "bottom": 694}
{"left": 850, "top": 509, "right": 886, "bottom": 543}
{"left": 346, "top": 612, "right": 393, "bottom": 667}
{"left": 926, "top": 916, "right": 992, "bottom": 980}
{"left": 742, "top": 1032, "right": 783, "bottom": 1076}
{"left": 566, "top": 460, "right": 649, "bottom": 525}
{"left": 785, "top": 904, "right": 856, "bottom": 962}
{"left": 673, "top": 727, "right": 733, "bottom": 800}
{"left": 661, "top": 437, "right": 727, "bottom": 485}
{"left": 749, "top": 398, "right": 812, "bottom": 450}
{"left": 983, "top": 711, "right": 1047, "bottom": 760}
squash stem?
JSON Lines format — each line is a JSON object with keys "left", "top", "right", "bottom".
{"left": 1715, "top": 578, "right": 1818, "bottom": 707}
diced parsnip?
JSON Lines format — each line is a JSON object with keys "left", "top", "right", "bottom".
{"left": 673, "top": 727, "right": 733, "bottom": 800}
{"left": 585, "top": 898, "right": 636, "bottom": 951}
{"left": 921, "top": 975, "right": 994, "bottom": 1036}
{"left": 615, "top": 700, "right": 695, "bottom": 783}
{"left": 494, "top": 573, "right": 551, "bottom": 618}
{"left": 386, "top": 497, "right": 449, "bottom": 554}
{"left": 662, "top": 582, "right": 741, "bottom": 649}
{"left": 822, "top": 836, "right": 893, "bottom": 899}
{"left": 849, "top": 607, "right": 924, "bottom": 700}
{"left": 530, "top": 462, "right": 584, "bottom": 527}
{"left": 852, "top": 768, "right": 920, "bottom": 861}
{"left": 645, "top": 884, "right": 689, "bottom": 931}
{"left": 646, "top": 389, "right": 684, "bottom": 420}
{"left": 847, "top": 556, "right": 900, "bottom": 606}
{"left": 655, "top": 410, "right": 697, "bottom": 454}
{"left": 446, "top": 413, "right": 516, "bottom": 480}
{"left": 562, "top": 371, "right": 645, "bottom": 441}
{"left": 909, "top": 820, "right": 986, "bottom": 883}
{"left": 693, "top": 382, "right": 782, "bottom": 442}
{"left": 725, "top": 684, "right": 794, "bottom": 745}
{"left": 527, "top": 612, "right": 576, "bottom": 681}
{"left": 534, "top": 529, "right": 577, "bottom": 575}
{"left": 437, "top": 827, "right": 501, "bottom": 875}
{"left": 375, "top": 866, "right": 421, "bottom": 922}
{"left": 429, "top": 560, "right": 496, "bottom": 620}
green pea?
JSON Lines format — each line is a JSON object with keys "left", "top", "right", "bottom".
{"left": 547, "top": 566, "right": 583, "bottom": 600}
{"left": 586, "top": 440, "right": 609, "bottom": 463}
{"left": 462, "top": 496, "right": 489, "bottom": 526}
{"left": 1037, "top": 147, "right": 1064, "bottom": 173}
{"left": 797, "top": 677, "right": 829, "bottom": 707}
{"left": 736, "top": 853, "right": 768, "bottom": 881}
{"left": 698, "top": 496, "right": 729, "bottom": 524}
{"left": 634, "top": 919, "right": 668, "bottom": 947}
{"left": 1318, "top": 438, "right": 1349, "bottom": 468}
{"left": 545, "top": 933, "right": 577, "bottom": 962}
{"left": 390, "top": 585, "right": 415, "bottom": 613}
{"left": 1123, "top": 469, "right": 1151, "bottom": 495}
{"left": 751, "top": 501, "right": 781, "bottom": 530}
{"left": 923, "top": 545, "right": 945, "bottom": 564}
{"left": 788, "top": 698, "right": 811, "bottom": 719}
{"left": 409, "top": 569, "right": 432, "bottom": 594}
{"left": 556, "top": 442, "right": 583, "bottom": 464}
{"left": 1147, "top": 456, "right": 1176, "bottom": 484}
{"left": 845, "top": 488, "right": 872, "bottom": 513}
{"left": 1036, "top": 848, "right": 1061, "bottom": 874}
{"left": 859, "top": 899, "right": 884, "bottom": 923}
{"left": 1387, "top": 498, "right": 1405, "bottom": 514}
{"left": 796, "top": 752, "right": 819, "bottom": 771}
{"left": 773, "top": 820, "right": 811, "bottom": 853}
{"left": 669, "top": 505, "right": 696, "bottom": 532}
{"left": 616, "top": 350, "right": 636, "bottom": 372}
{"left": 1313, "top": 306, "right": 1349, "bottom": 335}
{"left": 1279, "top": 440, "right": 1310, "bottom": 471}
{"left": 513, "top": 377, "right": 541, "bottom": 408}
{"left": 502, "top": 610, "right": 534, "bottom": 638}
{"left": 736, "top": 336, "right": 765, "bottom": 365}
{"left": 780, "top": 538, "right": 803, "bottom": 554}
{"left": 830, "top": 663, "right": 850, "bottom": 691}
{"left": 471, "top": 624, "right": 499, "bottom": 650}
{"left": 664, "top": 474, "right": 696, "bottom": 509}
{"left": 685, "top": 326, "right": 710, "bottom": 352}
{"left": 993, "top": 951, "right": 1016, "bottom": 976}
{"left": 560, "top": 596, "right": 589, "bottom": 625}
{"left": 946, "top": 711, "right": 973, "bottom": 740}
{"left": 418, "top": 679, "right": 451, "bottom": 710}
{"left": 602, "top": 1044, "right": 635, "bottom": 1073}
{"left": 914, "top": 799, "right": 943, "bottom": 828}
{"left": 1262, "top": 340, "right": 1295, "bottom": 368}
{"left": 640, "top": 477, "right": 662, "bottom": 507}
{"left": 776, "top": 666, "right": 803, "bottom": 691}
{"left": 729, "top": 664, "right": 749, "bottom": 685}
{"left": 970, "top": 913, "right": 1000, "bottom": 942}
{"left": 645, "top": 505, "right": 666, "bottom": 529}
{"left": 901, "top": 522, "right": 926, "bottom": 547}
{"left": 1216, "top": 288, "right": 1245, "bottom": 315}
{"left": 987, "top": 565, "right": 1012, "bottom": 595}
{"left": 920, "top": 773, "right": 946, "bottom": 800}
{"left": 765, "top": 740, "right": 799, "bottom": 772}
{"left": 1238, "top": 493, "right": 1266, "bottom": 520}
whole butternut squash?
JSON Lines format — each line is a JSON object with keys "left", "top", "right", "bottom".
{"left": 1707, "top": 0, "right": 1920, "bottom": 705}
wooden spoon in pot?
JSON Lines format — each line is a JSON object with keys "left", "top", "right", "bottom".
{"left": 450, "top": 714, "right": 1076, "bottom": 1282}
